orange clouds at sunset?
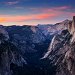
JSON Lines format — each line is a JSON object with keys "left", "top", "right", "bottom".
{"left": 0, "top": 6, "right": 75, "bottom": 25}
{"left": 0, "top": 13, "right": 57, "bottom": 23}
{"left": 0, "top": 18, "right": 6, "bottom": 22}
{"left": 0, "top": 0, "right": 74, "bottom": 26}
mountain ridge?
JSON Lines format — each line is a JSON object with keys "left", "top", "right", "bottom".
{"left": 0, "top": 17, "right": 74, "bottom": 75}
{"left": 42, "top": 16, "right": 75, "bottom": 75}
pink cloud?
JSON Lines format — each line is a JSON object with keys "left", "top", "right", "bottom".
{"left": 30, "top": 6, "right": 70, "bottom": 12}
{"left": 31, "top": 6, "right": 74, "bottom": 18}
{"left": 0, "top": 13, "right": 58, "bottom": 22}
{"left": 52, "top": 6, "right": 70, "bottom": 10}
{"left": 4, "top": 1, "right": 19, "bottom": 5}
{"left": 28, "top": 6, "right": 72, "bottom": 19}
{"left": 15, "top": 6, "right": 24, "bottom": 9}
{"left": 0, "top": 6, "right": 74, "bottom": 24}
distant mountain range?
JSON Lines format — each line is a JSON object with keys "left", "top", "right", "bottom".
{"left": 0, "top": 18, "right": 74, "bottom": 75}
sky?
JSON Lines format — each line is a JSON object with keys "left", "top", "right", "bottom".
{"left": 0, "top": 0, "right": 75, "bottom": 26}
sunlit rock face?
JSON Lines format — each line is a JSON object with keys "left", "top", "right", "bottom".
{"left": 71, "top": 16, "right": 75, "bottom": 34}
{"left": 55, "top": 42, "right": 75, "bottom": 75}
{"left": 62, "top": 46, "right": 75, "bottom": 75}
{"left": 42, "top": 29, "right": 73, "bottom": 75}
{"left": 42, "top": 29, "right": 70, "bottom": 61}
{"left": 68, "top": 16, "right": 75, "bottom": 34}
{"left": 38, "top": 20, "right": 70, "bottom": 36}
{"left": 68, "top": 21, "right": 72, "bottom": 33}
{"left": 42, "top": 16, "right": 75, "bottom": 75}
{"left": 68, "top": 16, "right": 75, "bottom": 43}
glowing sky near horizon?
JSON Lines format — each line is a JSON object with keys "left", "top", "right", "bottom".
{"left": 0, "top": 0, "right": 75, "bottom": 26}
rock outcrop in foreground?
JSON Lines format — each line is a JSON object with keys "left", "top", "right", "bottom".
{"left": 43, "top": 16, "right": 75, "bottom": 75}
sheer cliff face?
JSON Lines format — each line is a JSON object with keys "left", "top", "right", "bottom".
{"left": 62, "top": 45, "right": 75, "bottom": 75}
{"left": 43, "top": 16, "right": 75, "bottom": 75}
{"left": 68, "top": 16, "right": 75, "bottom": 43}
{"left": 71, "top": 16, "right": 75, "bottom": 34}
{"left": 43, "top": 30, "right": 75, "bottom": 75}
{"left": 55, "top": 43, "right": 75, "bottom": 75}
